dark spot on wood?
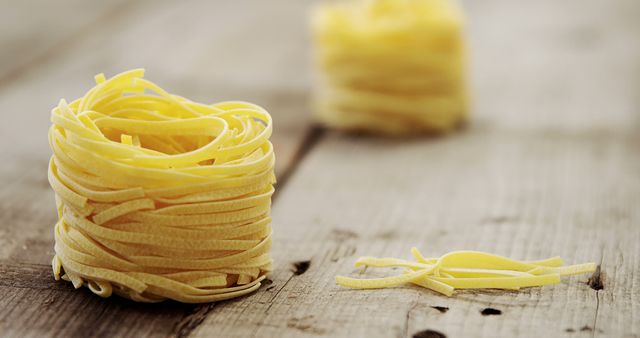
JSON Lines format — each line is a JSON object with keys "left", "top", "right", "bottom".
{"left": 266, "top": 286, "right": 276, "bottom": 291}
{"left": 413, "top": 329, "right": 447, "bottom": 338}
{"left": 287, "top": 315, "right": 326, "bottom": 334}
{"left": 482, "top": 215, "right": 518, "bottom": 225}
{"left": 292, "top": 260, "right": 311, "bottom": 275}
{"left": 480, "top": 308, "right": 502, "bottom": 316}
{"left": 588, "top": 265, "right": 604, "bottom": 291}
{"left": 431, "top": 306, "right": 449, "bottom": 313}
{"left": 330, "top": 228, "right": 358, "bottom": 242}
{"left": 376, "top": 230, "right": 397, "bottom": 240}
{"left": 565, "top": 328, "right": 575, "bottom": 333}
{"left": 580, "top": 325, "right": 593, "bottom": 332}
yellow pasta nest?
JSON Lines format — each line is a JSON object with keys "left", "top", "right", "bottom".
{"left": 312, "top": 0, "right": 468, "bottom": 135}
{"left": 336, "top": 248, "right": 596, "bottom": 296}
{"left": 48, "top": 69, "right": 275, "bottom": 303}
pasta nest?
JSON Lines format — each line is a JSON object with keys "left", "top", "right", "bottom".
{"left": 312, "top": 0, "right": 468, "bottom": 135}
{"left": 48, "top": 69, "right": 275, "bottom": 303}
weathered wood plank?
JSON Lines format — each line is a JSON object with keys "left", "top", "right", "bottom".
{"left": 0, "top": 0, "right": 313, "bottom": 263}
{"left": 192, "top": 130, "right": 640, "bottom": 338}
{"left": 0, "top": 1, "right": 313, "bottom": 337}
{"left": 0, "top": 0, "right": 313, "bottom": 174}
{"left": 0, "top": 0, "right": 131, "bottom": 86}
{"left": 0, "top": 263, "right": 200, "bottom": 338}
{"left": 188, "top": 0, "right": 640, "bottom": 336}
{"left": 1, "top": 0, "right": 639, "bottom": 337}
{"left": 465, "top": 0, "right": 640, "bottom": 131}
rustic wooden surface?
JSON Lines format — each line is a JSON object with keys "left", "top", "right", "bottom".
{"left": 1, "top": 0, "right": 639, "bottom": 337}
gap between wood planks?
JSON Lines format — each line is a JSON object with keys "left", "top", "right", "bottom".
{"left": 0, "top": 1, "right": 318, "bottom": 335}
{"left": 185, "top": 129, "right": 639, "bottom": 338}
{"left": 588, "top": 254, "right": 606, "bottom": 338}
{"left": 0, "top": 124, "right": 326, "bottom": 338}
{"left": 272, "top": 125, "right": 327, "bottom": 200}
{"left": 168, "top": 124, "right": 326, "bottom": 338}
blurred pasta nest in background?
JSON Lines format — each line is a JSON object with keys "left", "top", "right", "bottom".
{"left": 313, "top": 0, "right": 468, "bottom": 135}
{"left": 48, "top": 69, "right": 275, "bottom": 303}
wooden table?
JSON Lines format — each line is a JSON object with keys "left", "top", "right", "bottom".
{"left": 1, "top": 0, "right": 638, "bottom": 337}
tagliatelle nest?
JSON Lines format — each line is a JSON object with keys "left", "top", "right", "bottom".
{"left": 312, "top": 0, "right": 468, "bottom": 135}
{"left": 48, "top": 69, "right": 275, "bottom": 303}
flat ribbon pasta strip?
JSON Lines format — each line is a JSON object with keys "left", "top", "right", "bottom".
{"left": 48, "top": 69, "right": 275, "bottom": 303}
{"left": 336, "top": 248, "right": 596, "bottom": 297}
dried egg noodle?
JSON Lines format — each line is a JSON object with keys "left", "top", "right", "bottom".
{"left": 336, "top": 248, "right": 596, "bottom": 296}
{"left": 312, "top": 0, "right": 468, "bottom": 135}
{"left": 48, "top": 69, "right": 275, "bottom": 303}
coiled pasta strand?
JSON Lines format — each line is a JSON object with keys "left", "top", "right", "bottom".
{"left": 48, "top": 69, "right": 275, "bottom": 303}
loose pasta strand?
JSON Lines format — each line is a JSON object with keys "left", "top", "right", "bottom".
{"left": 336, "top": 247, "right": 596, "bottom": 296}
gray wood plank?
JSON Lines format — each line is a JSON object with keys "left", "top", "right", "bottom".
{"left": 0, "top": 0, "right": 313, "bottom": 264}
{"left": 465, "top": 0, "right": 640, "bottom": 132}
{"left": 0, "top": 0, "right": 313, "bottom": 173}
{"left": 0, "top": 1, "right": 313, "bottom": 337}
{"left": 189, "top": 0, "right": 640, "bottom": 337}
{"left": 0, "top": 263, "right": 197, "bottom": 338}
{"left": 1, "top": 0, "right": 639, "bottom": 337}
{"left": 192, "top": 130, "right": 640, "bottom": 338}
{"left": 0, "top": 0, "right": 131, "bottom": 86}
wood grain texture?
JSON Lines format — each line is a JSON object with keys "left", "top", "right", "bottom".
{"left": 191, "top": 130, "right": 640, "bottom": 338}
{"left": 465, "top": 0, "right": 640, "bottom": 132}
{"left": 0, "top": 0, "right": 639, "bottom": 337}
{"left": 0, "top": 263, "right": 202, "bottom": 338}
{"left": 0, "top": 0, "right": 313, "bottom": 262}
{"left": 188, "top": 0, "right": 640, "bottom": 337}
{"left": 0, "top": 1, "right": 313, "bottom": 337}
{"left": 0, "top": 0, "right": 313, "bottom": 174}
{"left": 0, "top": 0, "right": 132, "bottom": 85}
